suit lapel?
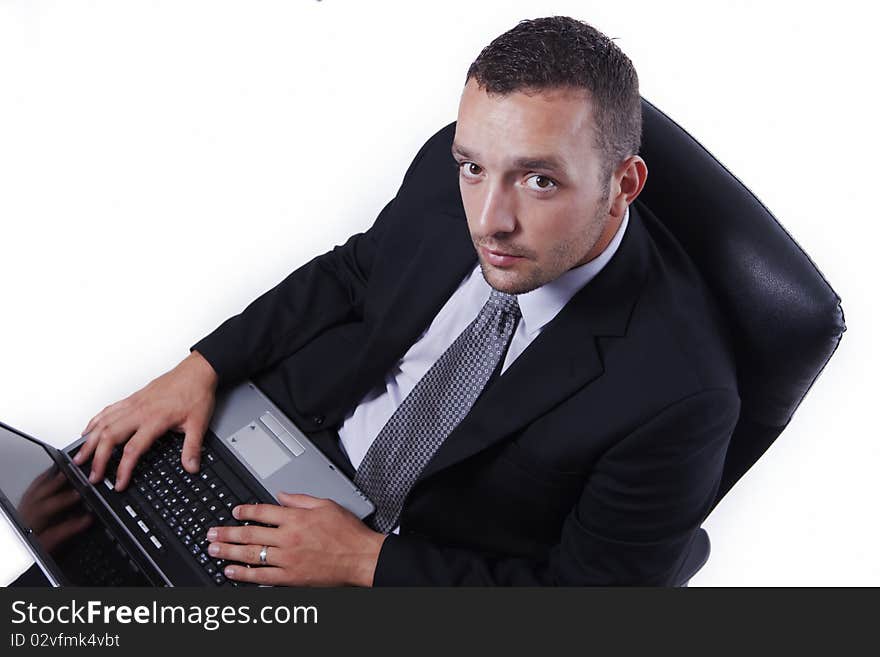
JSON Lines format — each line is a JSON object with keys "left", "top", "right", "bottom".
{"left": 312, "top": 203, "right": 477, "bottom": 477}
{"left": 345, "top": 205, "right": 478, "bottom": 412}
{"left": 415, "top": 202, "right": 652, "bottom": 485}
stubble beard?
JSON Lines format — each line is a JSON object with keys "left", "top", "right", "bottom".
{"left": 476, "top": 202, "right": 610, "bottom": 295}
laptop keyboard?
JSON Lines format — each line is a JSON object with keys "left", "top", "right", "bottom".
{"left": 77, "top": 431, "right": 269, "bottom": 586}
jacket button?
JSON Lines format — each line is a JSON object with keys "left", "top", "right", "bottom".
{"left": 312, "top": 415, "right": 325, "bottom": 426}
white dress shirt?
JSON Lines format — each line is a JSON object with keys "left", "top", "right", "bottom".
{"left": 338, "top": 205, "right": 630, "bottom": 534}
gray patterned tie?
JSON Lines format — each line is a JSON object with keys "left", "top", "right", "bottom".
{"left": 354, "top": 288, "right": 521, "bottom": 533}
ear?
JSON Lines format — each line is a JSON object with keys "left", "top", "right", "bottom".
{"left": 615, "top": 154, "right": 647, "bottom": 207}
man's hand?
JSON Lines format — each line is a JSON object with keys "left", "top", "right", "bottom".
{"left": 74, "top": 350, "right": 219, "bottom": 491}
{"left": 205, "top": 493, "right": 387, "bottom": 587}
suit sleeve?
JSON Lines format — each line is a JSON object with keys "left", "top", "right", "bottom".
{"left": 372, "top": 388, "right": 741, "bottom": 586}
{"left": 189, "top": 137, "right": 433, "bottom": 388}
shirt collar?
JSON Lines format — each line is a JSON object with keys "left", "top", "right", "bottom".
{"left": 508, "top": 204, "right": 630, "bottom": 336}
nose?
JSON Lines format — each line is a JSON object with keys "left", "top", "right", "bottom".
{"left": 476, "top": 180, "right": 516, "bottom": 236}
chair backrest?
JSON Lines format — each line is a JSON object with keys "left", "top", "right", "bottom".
{"left": 636, "top": 97, "right": 846, "bottom": 508}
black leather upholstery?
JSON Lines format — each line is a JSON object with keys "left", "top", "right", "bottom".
{"left": 637, "top": 97, "right": 846, "bottom": 509}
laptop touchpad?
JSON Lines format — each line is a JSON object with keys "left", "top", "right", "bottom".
{"left": 226, "top": 423, "right": 291, "bottom": 480}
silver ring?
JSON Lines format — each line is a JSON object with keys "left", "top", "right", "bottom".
{"left": 259, "top": 545, "right": 269, "bottom": 565}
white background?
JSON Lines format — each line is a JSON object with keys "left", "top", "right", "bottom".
{"left": 0, "top": 0, "right": 875, "bottom": 586}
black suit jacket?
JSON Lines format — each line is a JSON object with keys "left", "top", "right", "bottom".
{"left": 190, "top": 122, "right": 741, "bottom": 586}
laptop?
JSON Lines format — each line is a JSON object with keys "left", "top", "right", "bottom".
{"left": 0, "top": 380, "right": 374, "bottom": 587}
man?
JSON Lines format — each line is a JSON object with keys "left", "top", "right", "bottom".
{"left": 74, "top": 16, "right": 740, "bottom": 586}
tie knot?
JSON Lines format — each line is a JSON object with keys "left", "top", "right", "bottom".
{"left": 487, "top": 288, "right": 521, "bottom": 318}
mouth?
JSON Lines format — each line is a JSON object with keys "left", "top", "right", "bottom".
{"left": 479, "top": 245, "right": 525, "bottom": 268}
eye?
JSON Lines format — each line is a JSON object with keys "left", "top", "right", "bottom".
{"left": 524, "top": 174, "right": 558, "bottom": 192}
{"left": 456, "top": 161, "right": 483, "bottom": 179}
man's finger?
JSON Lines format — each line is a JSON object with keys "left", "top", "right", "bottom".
{"left": 81, "top": 413, "right": 104, "bottom": 439}
{"left": 181, "top": 424, "right": 206, "bottom": 473}
{"left": 208, "top": 541, "right": 272, "bottom": 566}
{"left": 73, "top": 430, "right": 101, "bottom": 466}
{"left": 114, "top": 424, "right": 164, "bottom": 491}
{"left": 223, "top": 564, "right": 283, "bottom": 586}
{"left": 277, "top": 492, "right": 327, "bottom": 509}
{"left": 80, "top": 401, "right": 122, "bottom": 438}
{"left": 89, "top": 434, "right": 118, "bottom": 484}
{"left": 80, "top": 412, "right": 104, "bottom": 439}
{"left": 232, "top": 503, "right": 291, "bottom": 526}
{"left": 88, "top": 417, "right": 137, "bottom": 484}
{"left": 74, "top": 405, "right": 128, "bottom": 465}
{"left": 206, "top": 524, "right": 277, "bottom": 548}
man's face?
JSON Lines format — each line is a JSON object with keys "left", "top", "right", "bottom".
{"left": 453, "top": 78, "right": 614, "bottom": 294}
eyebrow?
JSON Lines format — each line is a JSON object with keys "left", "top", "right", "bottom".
{"left": 451, "top": 142, "right": 569, "bottom": 177}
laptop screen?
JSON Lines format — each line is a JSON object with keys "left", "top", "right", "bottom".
{"left": 0, "top": 424, "right": 151, "bottom": 586}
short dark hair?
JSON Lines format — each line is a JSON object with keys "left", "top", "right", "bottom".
{"left": 465, "top": 16, "right": 641, "bottom": 197}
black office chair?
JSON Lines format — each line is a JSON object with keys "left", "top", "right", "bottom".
{"left": 635, "top": 97, "right": 847, "bottom": 586}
